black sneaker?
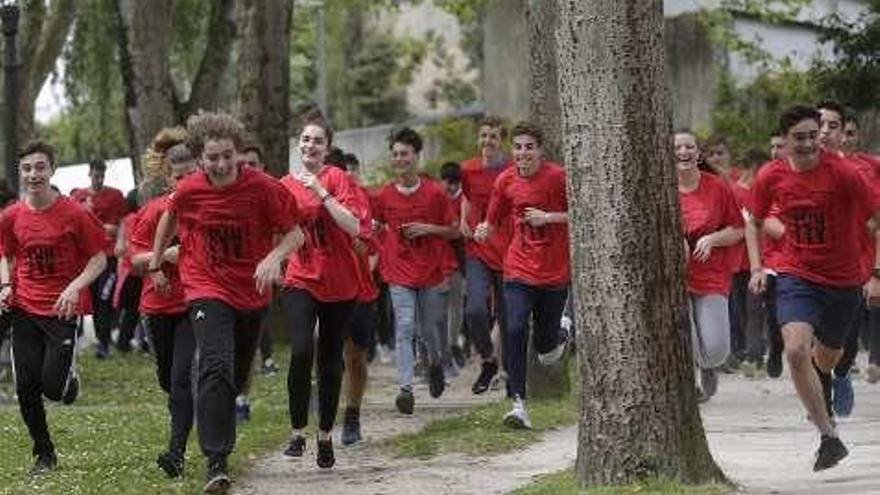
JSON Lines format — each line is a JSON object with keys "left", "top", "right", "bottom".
{"left": 62, "top": 370, "right": 80, "bottom": 405}
{"left": 767, "top": 349, "right": 783, "bottom": 378}
{"left": 341, "top": 408, "right": 362, "bottom": 446}
{"left": 316, "top": 436, "right": 335, "bottom": 469}
{"left": 395, "top": 388, "right": 414, "bottom": 415}
{"left": 700, "top": 368, "right": 718, "bottom": 398}
{"left": 283, "top": 435, "right": 305, "bottom": 457}
{"left": 30, "top": 451, "right": 57, "bottom": 476}
{"left": 472, "top": 360, "right": 499, "bottom": 395}
{"left": 204, "top": 457, "right": 230, "bottom": 493}
{"left": 428, "top": 364, "right": 445, "bottom": 399}
{"left": 814, "top": 435, "right": 848, "bottom": 471}
{"left": 156, "top": 451, "right": 184, "bottom": 478}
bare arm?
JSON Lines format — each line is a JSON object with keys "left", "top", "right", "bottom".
{"left": 148, "top": 210, "right": 177, "bottom": 271}
{"left": 254, "top": 226, "right": 305, "bottom": 294}
{"left": 762, "top": 217, "right": 785, "bottom": 239}
{"left": 55, "top": 252, "right": 108, "bottom": 319}
{"left": 0, "top": 256, "right": 12, "bottom": 312}
{"left": 322, "top": 196, "right": 360, "bottom": 237}
{"left": 460, "top": 196, "right": 473, "bottom": 238}
{"left": 114, "top": 220, "right": 127, "bottom": 257}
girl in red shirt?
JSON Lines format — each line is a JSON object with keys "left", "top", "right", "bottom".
{"left": 130, "top": 134, "right": 199, "bottom": 479}
{"left": 148, "top": 113, "right": 303, "bottom": 492}
{"left": 476, "top": 122, "right": 569, "bottom": 429}
{"left": 0, "top": 141, "right": 107, "bottom": 475}
{"left": 279, "top": 120, "right": 368, "bottom": 468}
{"left": 675, "top": 130, "right": 744, "bottom": 403}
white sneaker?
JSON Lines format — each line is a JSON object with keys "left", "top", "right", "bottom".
{"left": 377, "top": 344, "right": 393, "bottom": 364}
{"left": 503, "top": 396, "right": 532, "bottom": 429}
{"left": 538, "top": 339, "right": 566, "bottom": 366}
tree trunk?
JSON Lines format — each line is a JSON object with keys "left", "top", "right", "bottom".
{"left": 523, "top": 0, "right": 569, "bottom": 400}
{"left": 235, "top": 0, "right": 294, "bottom": 178}
{"left": 113, "top": 0, "right": 177, "bottom": 170}
{"left": 556, "top": 0, "right": 725, "bottom": 486}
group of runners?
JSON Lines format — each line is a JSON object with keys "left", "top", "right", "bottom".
{"left": 677, "top": 101, "right": 880, "bottom": 473}
{"left": 0, "top": 113, "right": 569, "bottom": 492}
{"left": 0, "top": 99, "right": 878, "bottom": 492}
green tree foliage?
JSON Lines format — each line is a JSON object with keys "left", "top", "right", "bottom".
{"left": 811, "top": 0, "right": 880, "bottom": 112}
{"left": 38, "top": 0, "right": 128, "bottom": 163}
{"left": 711, "top": 66, "right": 817, "bottom": 160}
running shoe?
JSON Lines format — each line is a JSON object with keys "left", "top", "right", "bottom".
{"left": 428, "top": 364, "right": 445, "bottom": 399}
{"left": 260, "top": 358, "right": 279, "bottom": 376}
{"left": 766, "top": 349, "right": 783, "bottom": 378}
{"left": 395, "top": 388, "right": 414, "bottom": 415}
{"left": 156, "top": 451, "right": 184, "bottom": 478}
{"left": 814, "top": 435, "right": 848, "bottom": 471}
{"left": 235, "top": 397, "right": 251, "bottom": 424}
{"left": 29, "top": 451, "right": 57, "bottom": 476}
{"left": 203, "top": 457, "right": 231, "bottom": 493}
{"left": 62, "top": 369, "right": 80, "bottom": 405}
{"left": 341, "top": 409, "right": 362, "bottom": 446}
{"left": 283, "top": 435, "right": 305, "bottom": 457}
{"left": 832, "top": 374, "right": 854, "bottom": 417}
{"left": 538, "top": 332, "right": 567, "bottom": 366}
{"left": 316, "top": 436, "right": 335, "bottom": 469}
{"left": 472, "top": 360, "right": 499, "bottom": 395}
{"left": 503, "top": 396, "right": 532, "bottom": 429}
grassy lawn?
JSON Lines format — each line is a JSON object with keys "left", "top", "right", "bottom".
{"left": 0, "top": 348, "right": 294, "bottom": 495}
{"left": 388, "top": 380, "right": 578, "bottom": 459}
{"left": 510, "top": 470, "right": 732, "bottom": 495}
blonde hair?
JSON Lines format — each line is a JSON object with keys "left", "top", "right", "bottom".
{"left": 141, "top": 127, "right": 189, "bottom": 185}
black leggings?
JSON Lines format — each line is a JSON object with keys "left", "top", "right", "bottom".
{"left": 116, "top": 275, "right": 143, "bottom": 349}
{"left": 281, "top": 287, "right": 354, "bottom": 432}
{"left": 11, "top": 310, "right": 78, "bottom": 456}
{"left": 88, "top": 256, "right": 117, "bottom": 346}
{"left": 146, "top": 313, "right": 196, "bottom": 454}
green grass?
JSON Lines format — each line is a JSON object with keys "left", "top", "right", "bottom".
{"left": 510, "top": 470, "right": 732, "bottom": 495}
{"left": 388, "top": 390, "right": 578, "bottom": 459}
{"left": 0, "top": 349, "right": 294, "bottom": 495}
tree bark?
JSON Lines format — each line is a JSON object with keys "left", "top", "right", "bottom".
{"left": 556, "top": 0, "right": 725, "bottom": 486}
{"left": 180, "top": 0, "right": 236, "bottom": 117}
{"left": 113, "top": 0, "right": 177, "bottom": 169}
{"left": 235, "top": 0, "right": 294, "bottom": 178}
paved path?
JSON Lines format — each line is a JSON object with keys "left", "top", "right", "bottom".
{"left": 237, "top": 359, "right": 880, "bottom": 495}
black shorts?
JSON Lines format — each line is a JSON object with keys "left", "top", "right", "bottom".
{"left": 348, "top": 301, "right": 376, "bottom": 350}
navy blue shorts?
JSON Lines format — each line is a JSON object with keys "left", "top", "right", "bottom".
{"left": 775, "top": 274, "right": 861, "bottom": 349}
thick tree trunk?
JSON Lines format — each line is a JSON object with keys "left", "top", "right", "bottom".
{"left": 524, "top": 0, "right": 569, "bottom": 400}
{"left": 557, "top": 0, "right": 725, "bottom": 486}
{"left": 235, "top": 0, "right": 294, "bottom": 177}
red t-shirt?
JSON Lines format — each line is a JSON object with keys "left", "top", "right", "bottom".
{"left": 680, "top": 172, "right": 744, "bottom": 295}
{"left": 752, "top": 151, "right": 879, "bottom": 287}
{"left": 130, "top": 196, "right": 187, "bottom": 315}
{"left": 486, "top": 162, "right": 569, "bottom": 287}
{"left": 0, "top": 197, "right": 106, "bottom": 316}
{"left": 846, "top": 153, "right": 880, "bottom": 281}
{"left": 281, "top": 167, "right": 368, "bottom": 302}
{"left": 374, "top": 179, "right": 457, "bottom": 288}
{"left": 460, "top": 157, "right": 514, "bottom": 271}
{"left": 170, "top": 167, "right": 300, "bottom": 310}
{"left": 730, "top": 183, "right": 752, "bottom": 274}
{"left": 71, "top": 186, "right": 128, "bottom": 255}
{"left": 112, "top": 212, "right": 141, "bottom": 309}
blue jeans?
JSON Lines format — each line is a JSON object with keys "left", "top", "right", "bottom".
{"left": 389, "top": 284, "right": 448, "bottom": 390}
{"left": 465, "top": 257, "right": 506, "bottom": 361}
{"left": 504, "top": 281, "right": 568, "bottom": 400}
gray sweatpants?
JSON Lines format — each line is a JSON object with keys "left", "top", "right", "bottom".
{"left": 689, "top": 294, "right": 731, "bottom": 369}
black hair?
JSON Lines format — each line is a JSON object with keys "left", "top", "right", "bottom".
{"left": 778, "top": 105, "right": 820, "bottom": 136}
{"left": 343, "top": 153, "right": 360, "bottom": 170}
{"left": 325, "top": 146, "right": 347, "bottom": 171}
{"left": 89, "top": 158, "right": 107, "bottom": 173}
{"left": 816, "top": 100, "right": 846, "bottom": 122}
{"left": 440, "top": 161, "right": 462, "bottom": 183}
{"left": 388, "top": 127, "right": 423, "bottom": 154}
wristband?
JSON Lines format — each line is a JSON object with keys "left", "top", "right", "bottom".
{"left": 320, "top": 192, "right": 332, "bottom": 203}
{"left": 0, "top": 282, "right": 11, "bottom": 288}
{"left": 145, "top": 266, "right": 161, "bottom": 274}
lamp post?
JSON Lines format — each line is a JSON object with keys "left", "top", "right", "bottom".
{"left": 0, "top": 1, "right": 19, "bottom": 194}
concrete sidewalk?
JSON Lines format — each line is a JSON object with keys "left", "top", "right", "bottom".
{"left": 704, "top": 369, "right": 880, "bottom": 495}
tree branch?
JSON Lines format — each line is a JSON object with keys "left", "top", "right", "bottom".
{"left": 180, "top": 0, "right": 236, "bottom": 118}
{"left": 28, "top": 0, "right": 78, "bottom": 97}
